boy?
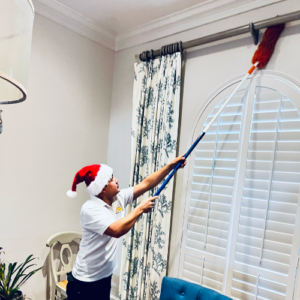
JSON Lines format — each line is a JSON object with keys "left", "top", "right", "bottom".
{"left": 66, "top": 156, "right": 186, "bottom": 299}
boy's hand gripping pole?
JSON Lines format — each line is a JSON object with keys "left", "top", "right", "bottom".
{"left": 154, "top": 62, "right": 258, "bottom": 197}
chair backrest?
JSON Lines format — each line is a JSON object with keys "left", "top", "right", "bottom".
{"left": 46, "top": 231, "right": 81, "bottom": 284}
{"left": 160, "top": 277, "right": 232, "bottom": 300}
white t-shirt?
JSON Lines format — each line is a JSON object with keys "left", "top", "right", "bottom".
{"left": 72, "top": 187, "right": 134, "bottom": 282}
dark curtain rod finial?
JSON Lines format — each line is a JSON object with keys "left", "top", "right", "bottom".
{"left": 139, "top": 49, "right": 156, "bottom": 62}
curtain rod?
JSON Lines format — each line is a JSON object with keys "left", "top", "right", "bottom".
{"left": 137, "top": 10, "right": 300, "bottom": 62}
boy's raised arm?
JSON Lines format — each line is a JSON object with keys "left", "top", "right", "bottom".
{"left": 133, "top": 155, "right": 186, "bottom": 200}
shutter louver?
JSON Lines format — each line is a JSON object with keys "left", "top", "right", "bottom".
{"left": 182, "top": 90, "right": 247, "bottom": 292}
{"left": 231, "top": 87, "right": 300, "bottom": 300}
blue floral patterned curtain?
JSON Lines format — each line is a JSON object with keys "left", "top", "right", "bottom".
{"left": 119, "top": 53, "right": 182, "bottom": 300}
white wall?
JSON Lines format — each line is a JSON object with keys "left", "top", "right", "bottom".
{"left": 107, "top": 0, "right": 300, "bottom": 297}
{"left": 0, "top": 14, "right": 115, "bottom": 299}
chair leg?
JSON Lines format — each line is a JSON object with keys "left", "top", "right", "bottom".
{"left": 51, "top": 284, "right": 56, "bottom": 300}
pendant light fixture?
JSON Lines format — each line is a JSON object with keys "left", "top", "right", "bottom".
{"left": 0, "top": 0, "right": 35, "bottom": 133}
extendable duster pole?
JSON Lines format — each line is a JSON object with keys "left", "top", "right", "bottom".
{"left": 154, "top": 62, "right": 259, "bottom": 196}
{"left": 154, "top": 23, "right": 285, "bottom": 197}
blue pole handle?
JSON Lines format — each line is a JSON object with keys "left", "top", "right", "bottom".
{"left": 154, "top": 132, "right": 206, "bottom": 196}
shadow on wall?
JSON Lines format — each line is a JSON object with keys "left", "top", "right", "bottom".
{"left": 42, "top": 240, "right": 80, "bottom": 299}
{"left": 42, "top": 254, "right": 51, "bottom": 300}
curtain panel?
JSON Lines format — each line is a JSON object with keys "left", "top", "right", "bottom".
{"left": 119, "top": 53, "right": 182, "bottom": 300}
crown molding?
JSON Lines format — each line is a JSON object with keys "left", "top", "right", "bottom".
{"left": 115, "top": 0, "right": 285, "bottom": 51}
{"left": 32, "top": 0, "right": 116, "bottom": 50}
{"left": 32, "top": 0, "right": 285, "bottom": 52}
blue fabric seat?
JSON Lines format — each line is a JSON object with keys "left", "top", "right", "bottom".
{"left": 159, "top": 277, "right": 232, "bottom": 300}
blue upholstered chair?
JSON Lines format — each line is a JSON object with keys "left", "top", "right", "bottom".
{"left": 159, "top": 277, "right": 232, "bottom": 300}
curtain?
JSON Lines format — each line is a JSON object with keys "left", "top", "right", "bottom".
{"left": 119, "top": 53, "right": 182, "bottom": 300}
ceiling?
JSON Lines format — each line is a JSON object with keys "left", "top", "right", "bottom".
{"left": 54, "top": 0, "right": 206, "bottom": 34}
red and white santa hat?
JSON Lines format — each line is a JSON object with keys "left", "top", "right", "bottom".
{"left": 67, "top": 164, "right": 113, "bottom": 198}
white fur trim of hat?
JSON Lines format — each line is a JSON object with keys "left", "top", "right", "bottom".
{"left": 86, "top": 164, "right": 113, "bottom": 196}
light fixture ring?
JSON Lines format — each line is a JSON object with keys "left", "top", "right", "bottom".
{"left": 0, "top": 71, "right": 27, "bottom": 105}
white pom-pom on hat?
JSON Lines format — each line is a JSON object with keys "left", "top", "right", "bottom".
{"left": 67, "top": 190, "right": 77, "bottom": 198}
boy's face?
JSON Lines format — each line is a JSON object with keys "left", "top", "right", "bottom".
{"left": 102, "top": 175, "right": 120, "bottom": 198}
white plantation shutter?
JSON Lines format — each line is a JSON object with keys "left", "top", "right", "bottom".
{"left": 230, "top": 82, "right": 300, "bottom": 300}
{"left": 179, "top": 73, "right": 300, "bottom": 300}
{"left": 180, "top": 88, "right": 248, "bottom": 293}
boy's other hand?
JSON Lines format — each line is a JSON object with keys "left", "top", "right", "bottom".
{"left": 138, "top": 196, "right": 158, "bottom": 213}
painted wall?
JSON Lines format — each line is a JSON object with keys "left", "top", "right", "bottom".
{"left": 0, "top": 14, "right": 115, "bottom": 299}
{"left": 107, "top": 0, "right": 300, "bottom": 297}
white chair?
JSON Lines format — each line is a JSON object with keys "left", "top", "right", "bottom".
{"left": 46, "top": 231, "right": 81, "bottom": 300}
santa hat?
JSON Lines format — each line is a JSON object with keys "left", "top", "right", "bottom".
{"left": 67, "top": 164, "right": 113, "bottom": 198}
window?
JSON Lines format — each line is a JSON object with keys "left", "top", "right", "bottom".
{"left": 178, "top": 72, "right": 300, "bottom": 300}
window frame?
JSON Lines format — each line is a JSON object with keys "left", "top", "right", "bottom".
{"left": 173, "top": 70, "right": 300, "bottom": 299}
